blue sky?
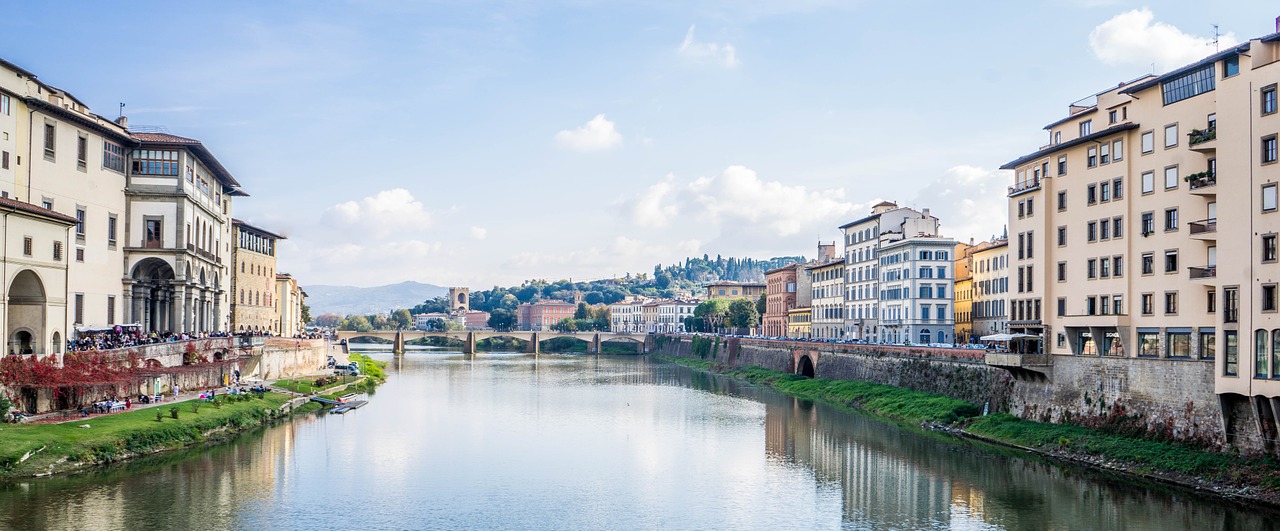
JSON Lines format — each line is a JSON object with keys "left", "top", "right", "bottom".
{"left": 2, "top": 1, "right": 1274, "bottom": 287}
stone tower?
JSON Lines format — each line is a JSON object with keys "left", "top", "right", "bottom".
{"left": 449, "top": 287, "right": 470, "bottom": 312}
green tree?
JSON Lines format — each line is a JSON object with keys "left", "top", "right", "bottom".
{"left": 728, "top": 298, "right": 760, "bottom": 329}
{"left": 345, "top": 316, "right": 373, "bottom": 332}
{"left": 488, "top": 309, "right": 516, "bottom": 331}
{"left": 424, "top": 318, "right": 447, "bottom": 332}
{"left": 694, "top": 299, "right": 730, "bottom": 332}
{"left": 551, "top": 318, "right": 577, "bottom": 332}
{"left": 412, "top": 296, "right": 450, "bottom": 314}
{"left": 391, "top": 309, "right": 413, "bottom": 330}
{"left": 756, "top": 293, "right": 767, "bottom": 316}
{"left": 314, "top": 313, "right": 342, "bottom": 328}
{"left": 300, "top": 303, "right": 312, "bottom": 325}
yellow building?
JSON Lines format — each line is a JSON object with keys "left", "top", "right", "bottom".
{"left": 231, "top": 220, "right": 283, "bottom": 334}
{"left": 275, "top": 273, "right": 306, "bottom": 337}
{"left": 787, "top": 307, "right": 811, "bottom": 338}
{"left": 705, "top": 281, "right": 765, "bottom": 300}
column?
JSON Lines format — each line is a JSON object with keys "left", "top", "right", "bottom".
{"left": 122, "top": 281, "right": 134, "bottom": 325}
{"left": 173, "top": 285, "right": 187, "bottom": 334}
{"left": 156, "top": 291, "right": 169, "bottom": 333}
{"left": 212, "top": 291, "right": 222, "bottom": 333}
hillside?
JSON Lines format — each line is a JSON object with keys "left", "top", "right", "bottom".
{"left": 303, "top": 281, "right": 448, "bottom": 315}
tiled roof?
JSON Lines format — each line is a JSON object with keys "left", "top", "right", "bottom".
{"left": 0, "top": 197, "right": 79, "bottom": 224}
{"left": 134, "top": 131, "right": 244, "bottom": 191}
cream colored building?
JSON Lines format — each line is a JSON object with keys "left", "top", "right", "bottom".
{"left": 275, "top": 273, "right": 306, "bottom": 337}
{"left": 1001, "top": 30, "right": 1280, "bottom": 435}
{"left": 609, "top": 299, "right": 646, "bottom": 333}
{"left": 839, "top": 202, "right": 941, "bottom": 340}
{"left": 970, "top": 240, "right": 1010, "bottom": 339}
{"left": 808, "top": 260, "right": 844, "bottom": 339}
{"left": 231, "top": 219, "right": 282, "bottom": 334}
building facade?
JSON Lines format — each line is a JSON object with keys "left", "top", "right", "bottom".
{"left": 705, "top": 281, "right": 766, "bottom": 300}
{"left": 808, "top": 260, "right": 845, "bottom": 339}
{"left": 274, "top": 273, "right": 306, "bottom": 337}
{"left": 609, "top": 299, "right": 646, "bottom": 333}
{"left": 231, "top": 220, "right": 282, "bottom": 334}
{"left": 970, "top": 240, "right": 1010, "bottom": 339}
{"left": 516, "top": 300, "right": 576, "bottom": 331}
{"left": 839, "top": 202, "right": 941, "bottom": 341}
{"left": 878, "top": 236, "right": 956, "bottom": 345}
{"left": 763, "top": 265, "right": 798, "bottom": 337}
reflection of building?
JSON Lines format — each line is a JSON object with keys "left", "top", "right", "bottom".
{"left": 231, "top": 219, "right": 282, "bottom": 334}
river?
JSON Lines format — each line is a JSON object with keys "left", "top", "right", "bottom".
{"left": 0, "top": 352, "right": 1274, "bottom": 530}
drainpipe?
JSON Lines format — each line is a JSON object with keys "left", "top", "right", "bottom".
{"left": 25, "top": 108, "right": 33, "bottom": 203}
{"left": 2, "top": 209, "right": 8, "bottom": 357}
{"left": 62, "top": 224, "right": 71, "bottom": 366}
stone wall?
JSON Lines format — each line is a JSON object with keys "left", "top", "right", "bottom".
{"left": 239, "top": 339, "right": 329, "bottom": 380}
{"left": 1012, "top": 355, "right": 1223, "bottom": 448}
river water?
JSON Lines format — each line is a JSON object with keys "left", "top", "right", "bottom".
{"left": 0, "top": 352, "right": 1274, "bottom": 530}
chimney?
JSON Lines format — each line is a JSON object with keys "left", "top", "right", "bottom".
{"left": 115, "top": 116, "right": 129, "bottom": 129}
{"left": 1275, "top": 15, "right": 1279, "bottom": 33}
{"left": 922, "top": 208, "right": 931, "bottom": 218}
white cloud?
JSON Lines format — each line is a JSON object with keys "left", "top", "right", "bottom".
{"left": 469, "top": 226, "right": 488, "bottom": 240}
{"left": 911, "top": 165, "right": 1011, "bottom": 243}
{"left": 632, "top": 175, "right": 679, "bottom": 228}
{"left": 1089, "top": 9, "right": 1236, "bottom": 71}
{"left": 322, "top": 188, "right": 431, "bottom": 238}
{"left": 678, "top": 25, "right": 739, "bottom": 68}
{"left": 554, "top": 114, "right": 622, "bottom": 152}
{"left": 685, "top": 165, "right": 857, "bottom": 235}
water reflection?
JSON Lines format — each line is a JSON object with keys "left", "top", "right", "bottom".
{"left": 0, "top": 352, "right": 1273, "bottom": 530}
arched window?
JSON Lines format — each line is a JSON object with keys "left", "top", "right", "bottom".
{"left": 239, "top": 289, "right": 244, "bottom": 304}
{"left": 919, "top": 329, "right": 931, "bottom": 344}
{"left": 1272, "top": 329, "right": 1280, "bottom": 378}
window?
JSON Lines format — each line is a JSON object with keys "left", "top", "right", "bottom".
{"left": 76, "top": 135, "right": 87, "bottom": 170}
{"left": 53, "top": 241, "right": 62, "bottom": 261}
{"left": 1101, "top": 256, "right": 1111, "bottom": 277}
{"left": 1100, "top": 143, "right": 1110, "bottom": 164}
{"left": 1141, "top": 252, "right": 1154, "bottom": 275}
{"left": 1141, "top": 130, "right": 1154, "bottom": 153}
{"left": 1273, "top": 331, "right": 1280, "bottom": 378}
{"left": 1169, "top": 332, "right": 1192, "bottom": 358}
{"left": 1138, "top": 331, "right": 1159, "bottom": 357}
{"left": 108, "top": 215, "right": 117, "bottom": 243}
{"left": 103, "top": 141, "right": 125, "bottom": 173}
{"left": 1100, "top": 182, "right": 1110, "bottom": 202}
{"left": 1164, "top": 124, "right": 1179, "bottom": 147}
{"left": 1164, "top": 208, "right": 1179, "bottom": 231}
{"left": 1113, "top": 216, "right": 1124, "bottom": 238}
{"left": 1165, "top": 166, "right": 1178, "bottom": 189}
{"left": 130, "top": 149, "right": 179, "bottom": 176}
{"left": 75, "top": 247, "right": 83, "bottom": 262}
{"left": 1087, "top": 221, "right": 1097, "bottom": 242}
{"left": 1026, "top": 232, "right": 1033, "bottom": 259}
{"left": 1057, "top": 191, "right": 1067, "bottom": 210}
{"left": 1141, "top": 293, "right": 1154, "bottom": 315}
{"left": 1202, "top": 331, "right": 1216, "bottom": 359}
{"left": 1113, "top": 177, "right": 1123, "bottom": 199}
{"left": 107, "top": 296, "right": 115, "bottom": 325}
{"left": 145, "top": 219, "right": 162, "bottom": 247}
{"left": 75, "top": 208, "right": 85, "bottom": 236}
{"left": 1141, "top": 211, "right": 1154, "bottom": 236}
{"left": 1165, "top": 250, "right": 1178, "bottom": 273}
{"left": 1, "top": 151, "right": 7, "bottom": 170}
{"left": 1264, "top": 284, "right": 1278, "bottom": 312}
{"left": 1058, "top": 156, "right": 1067, "bottom": 175}
{"left": 1265, "top": 184, "right": 1278, "bottom": 212}
{"left": 1165, "top": 291, "right": 1178, "bottom": 314}
{"left": 1113, "top": 140, "right": 1123, "bottom": 161}
{"left": 1080, "top": 120, "right": 1092, "bottom": 136}
{"left": 1141, "top": 171, "right": 1154, "bottom": 194}
{"left": 74, "top": 294, "right": 83, "bottom": 325}
{"left": 1100, "top": 219, "right": 1111, "bottom": 240}
{"left": 1018, "top": 200, "right": 1025, "bottom": 218}
{"left": 1026, "top": 197, "right": 1034, "bottom": 216}
{"left": 1113, "top": 256, "right": 1124, "bottom": 277}
{"left": 43, "top": 123, "right": 56, "bottom": 160}
{"left": 1161, "top": 64, "right": 1215, "bottom": 106}
{"left": 1264, "top": 84, "right": 1277, "bottom": 115}
{"left": 1258, "top": 330, "right": 1270, "bottom": 378}
{"left": 1225, "top": 287, "right": 1240, "bottom": 323}
{"left": 0, "top": 94, "right": 8, "bottom": 115}
{"left": 1087, "top": 146, "right": 1097, "bottom": 168}
{"left": 1225, "top": 330, "right": 1239, "bottom": 376}
{"left": 1087, "top": 296, "right": 1097, "bottom": 315}
{"left": 1057, "top": 226, "right": 1066, "bottom": 246}
{"left": 1265, "top": 234, "right": 1278, "bottom": 262}
{"left": 1264, "top": 136, "right": 1278, "bottom": 164}
{"left": 1224, "top": 54, "right": 1240, "bottom": 77}
{"left": 1087, "top": 258, "right": 1097, "bottom": 279}
{"left": 1057, "top": 261, "right": 1066, "bottom": 281}
{"left": 1109, "top": 110, "right": 1118, "bottom": 124}
{"left": 22, "top": 237, "right": 31, "bottom": 257}
{"left": 1208, "top": 289, "right": 1217, "bottom": 313}
{"left": 1087, "top": 184, "right": 1097, "bottom": 204}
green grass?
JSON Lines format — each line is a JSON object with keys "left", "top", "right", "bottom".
{"left": 0, "top": 392, "right": 294, "bottom": 478}
{"left": 348, "top": 353, "right": 387, "bottom": 382}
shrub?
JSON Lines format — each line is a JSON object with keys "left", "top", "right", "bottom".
{"left": 169, "top": 406, "right": 179, "bottom": 419}
{"left": 190, "top": 402, "right": 201, "bottom": 414}
{"left": 155, "top": 409, "right": 163, "bottom": 422}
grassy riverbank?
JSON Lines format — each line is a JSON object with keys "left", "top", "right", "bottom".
{"left": 662, "top": 356, "right": 1280, "bottom": 503}
{"left": 0, "top": 392, "right": 303, "bottom": 479}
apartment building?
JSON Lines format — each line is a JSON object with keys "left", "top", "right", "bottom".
{"left": 1001, "top": 28, "right": 1280, "bottom": 437}
{"left": 954, "top": 241, "right": 976, "bottom": 343}
{"left": 970, "top": 240, "right": 1010, "bottom": 339}
{"left": 609, "top": 299, "right": 646, "bottom": 333}
{"left": 705, "top": 281, "right": 765, "bottom": 300}
{"left": 763, "top": 264, "right": 798, "bottom": 337}
{"left": 231, "top": 220, "right": 282, "bottom": 334}
{"left": 808, "top": 260, "right": 845, "bottom": 339}
{"left": 878, "top": 236, "right": 956, "bottom": 344}
{"left": 516, "top": 300, "right": 575, "bottom": 331}
{"left": 274, "top": 273, "right": 307, "bottom": 337}
{"left": 839, "top": 202, "right": 941, "bottom": 340}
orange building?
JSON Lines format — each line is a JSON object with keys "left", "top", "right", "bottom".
{"left": 763, "top": 265, "right": 799, "bottom": 337}
{"left": 516, "top": 300, "right": 576, "bottom": 331}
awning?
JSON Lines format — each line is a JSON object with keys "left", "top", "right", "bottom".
{"left": 980, "top": 333, "right": 1042, "bottom": 341}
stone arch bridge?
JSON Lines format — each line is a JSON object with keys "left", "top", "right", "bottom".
{"left": 334, "top": 330, "right": 654, "bottom": 355}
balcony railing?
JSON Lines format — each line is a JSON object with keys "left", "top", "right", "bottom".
{"left": 1188, "top": 265, "right": 1217, "bottom": 279}
{"left": 1008, "top": 177, "right": 1042, "bottom": 197}
{"left": 1186, "top": 171, "right": 1216, "bottom": 190}
{"left": 1188, "top": 218, "right": 1217, "bottom": 235}
{"left": 1188, "top": 127, "right": 1216, "bottom": 147}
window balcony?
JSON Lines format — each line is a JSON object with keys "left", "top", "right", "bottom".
{"left": 1186, "top": 171, "right": 1217, "bottom": 195}
{"left": 1188, "top": 218, "right": 1217, "bottom": 240}
{"left": 1187, "top": 127, "right": 1216, "bottom": 152}
{"left": 1008, "top": 177, "right": 1041, "bottom": 197}
{"left": 1188, "top": 265, "right": 1217, "bottom": 280}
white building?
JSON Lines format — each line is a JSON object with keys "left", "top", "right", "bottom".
{"left": 839, "top": 202, "right": 941, "bottom": 340}
{"left": 878, "top": 236, "right": 957, "bottom": 345}
{"left": 609, "top": 299, "right": 647, "bottom": 333}
{"left": 652, "top": 299, "right": 696, "bottom": 333}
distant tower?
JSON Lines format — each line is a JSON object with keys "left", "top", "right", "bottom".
{"left": 449, "top": 287, "right": 470, "bottom": 312}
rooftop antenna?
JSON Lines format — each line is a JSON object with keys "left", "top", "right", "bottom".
{"left": 1210, "top": 24, "right": 1221, "bottom": 52}
{"left": 118, "top": 102, "right": 125, "bottom": 118}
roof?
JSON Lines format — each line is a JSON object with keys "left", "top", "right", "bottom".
{"left": 233, "top": 218, "right": 287, "bottom": 240}
{"left": 133, "top": 132, "right": 246, "bottom": 192}
{"left": 1041, "top": 106, "right": 1097, "bottom": 130}
{"left": 0, "top": 197, "right": 79, "bottom": 225}
{"left": 705, "top": 281, "right": 765, "bottom": 287}
{"left": 839, "top": 212, "right": 881, "bottom": 229}
{"left": 764, "top": 263, "right": 803, "bottom": 275}
{"left": 1119, "top": 42, "right": 1252, "bottom": 96}
{"left": 1000, "top": 123, "right": 1139, "bottom": 170}
{"left": 806, "top": 260, "right": 843, "bottom": 270}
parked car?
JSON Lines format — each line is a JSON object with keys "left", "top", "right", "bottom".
{"left": 334, "top": 363, "right": 361, "bottom": 377}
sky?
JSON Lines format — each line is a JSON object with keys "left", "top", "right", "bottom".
{"left": 0, "top": 1, "right": 1274, "bottom": 288}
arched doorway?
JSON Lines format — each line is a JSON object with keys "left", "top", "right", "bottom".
{"left": 131, "top": 258, "right": 177, "bottom": 333}
{"left": 797, "top": 355, "right": 815, "bottom": 378}
{"left": 8, "top": 270, "right": 47, "bottom": 355}
{"left": 919, "top": 329, "right": 931, "bottom": 344}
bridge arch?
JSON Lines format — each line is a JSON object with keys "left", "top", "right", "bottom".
{"left": 797, "top": 354, "right": 815, "bottom": 378}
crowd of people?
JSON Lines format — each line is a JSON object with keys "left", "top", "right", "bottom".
{"left": 66, "top": 327, "right": 233, "bottom": 353}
